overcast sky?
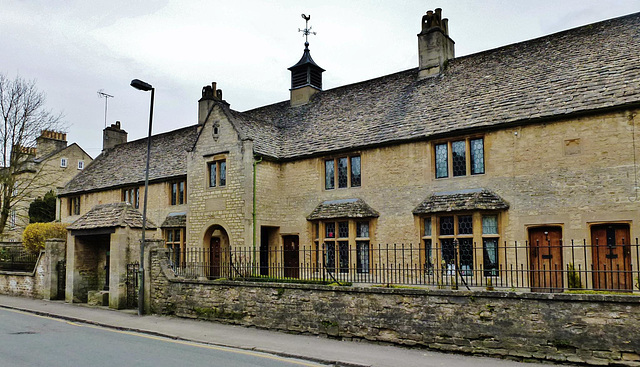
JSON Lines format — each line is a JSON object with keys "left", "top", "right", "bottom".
{"left": 2, "top": 0, "right": 639, "bottom": 158}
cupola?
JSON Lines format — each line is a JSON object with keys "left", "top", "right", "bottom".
{"left": 288, "top": 14, "right": 324, "bottom": 107}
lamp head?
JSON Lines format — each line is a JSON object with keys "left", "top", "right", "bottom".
{"left": 130, "top": 79, "right": 153, "bottom": 91}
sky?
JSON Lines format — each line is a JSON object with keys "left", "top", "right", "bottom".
{"left": 2, "top": 0, "right": 640, "bottom": 158}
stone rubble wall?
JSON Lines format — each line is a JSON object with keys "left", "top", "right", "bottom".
{"left": 0, "top": 252, "right": 46, "bottom": 298}
{"left": 150, "top": 248, "right": 640, "bottom": 366}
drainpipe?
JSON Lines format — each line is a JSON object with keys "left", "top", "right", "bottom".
{"left": 252, "top": 155, "right": 263, "bottom": 274}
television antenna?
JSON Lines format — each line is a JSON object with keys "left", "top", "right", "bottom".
{"left": 97, "top": 90, "right": 114, "bottom": 128}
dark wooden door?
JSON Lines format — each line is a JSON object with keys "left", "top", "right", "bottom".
{"left": 591, "top": 224, "right": 632, "bottom": 291}
{"left": 283, "top": 235, "right": 299, "bottom": 279}
{"left": 260, "top": 228, "right": 269, "bottom": 276}
{"left": 210, "top": 237, "right": 221, "bottom": 278}
{"left": 529, "top": 227, "right": 563, "bottom": 292}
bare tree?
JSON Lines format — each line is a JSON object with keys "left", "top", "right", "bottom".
{"left": 0, "top": 73, "right": 64, "bottom": 236}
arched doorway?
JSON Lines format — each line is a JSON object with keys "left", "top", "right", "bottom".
{"left": 203, "top": 225, "right": 230, "bottom": 279}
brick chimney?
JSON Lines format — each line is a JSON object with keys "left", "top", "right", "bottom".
{"left": 198, "top": 82, "right": 225, "bottom": 125}
{"left": 36, "top": 130, "right": 67, "bottom": 158}
{"left": 102, "top": 121, "right": 127, "bottom": 153}
{"left": 418, "top": 8, "right": 455, "bottom": 79}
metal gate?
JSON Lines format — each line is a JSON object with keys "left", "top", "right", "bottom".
{"left": 56, "top": 260, "right": 66, "bottom": 300}
{"left": 125, "top": 262, "right": 139, "bottom": 309}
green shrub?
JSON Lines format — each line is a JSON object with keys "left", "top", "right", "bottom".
{"left": 567, "top": 263, "right": 583, "bottom": 289}
{"left": 23, "top": 222, "right": 67, "bottom": 254}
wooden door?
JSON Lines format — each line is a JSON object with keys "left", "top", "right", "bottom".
{"left": 209, "top": 237, "right": 221, "bottom": 278}
{"left": 591, "top": 224, "right": 632, "bottom": 291}
{"left": 283, "top": 235, "right": 299, "bottom": 279}
{"left": 260, "top": 228, "right": 269, "bottom": 276}
{"left": 529, "top": 227, "right": 564, "bottom": 292}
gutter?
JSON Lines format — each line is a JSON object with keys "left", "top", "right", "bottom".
{"left": 252, "top": 155, "right": 263, "bottom": 272}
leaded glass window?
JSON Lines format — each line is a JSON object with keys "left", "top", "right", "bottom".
{"left": 325, "top": 242, "right": 336, "bottom": 272}
{"left": 338, "top": 241, "right": 349, "bottom": 273}
{"left": 483, "top": 239, "right": 498, "bottom": 276}
{"left": 219, "top": 161, "right": 226, "bottom": 186}
{"left": 440, "top": 216, "right": 454, "bottom": 236}
{"left": 325, "top": 222, "right": 335, "bottom": 238}
{"left": 459, "top": 238, "right": 474, "bottom": 276}
{"left": 470, "top": 138, "right": 484, "bottom": 175}
{"left": 451, "top": 140, "right": 466, "bottom": 176}
{"left": 356, "top": 241, "right": 369, "bottom": 273}
{"left": 209, "top": 162, "right": 217, "bottom": 187}
{"left": 325, "top": 160, "right": 335, "bottom": 189}
{"left": 435, "top": 143, "right": 448, "bottom": 178}
{"left": 356, "top": 222, "right": 369, "bottom": 238}
{"left": 338, "top": 221, "right": 349, "bottom": 238}
{"left": 458, "top": 215, "right": 473, "bottom": 235}
{"left": 424, "top": 217, "right": 432, "bottom": 236}
{"left": 338, "top": 157, "right": 348, "bottom": 188}
{"left": 482, "top": 215, "right": 498, "bottom": 234}
{"left": 350, "top": 156, "right": 361, "bottom": 187}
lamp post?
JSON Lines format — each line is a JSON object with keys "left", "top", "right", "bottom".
{"left": 130, "top": 78, "right": 154, "bottom": 316}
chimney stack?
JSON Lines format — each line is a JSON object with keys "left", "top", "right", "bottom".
{"left": 36, "top": 130, "right": 67, "bottom": 158}
{"left": 418, "top": 8, "right": 455, "bottom": 79}
{"left": 198, "top": 82, "right": 226, "bottom": 125}
{"left": 102, "top": 121, "right": 127, "bottom": 153}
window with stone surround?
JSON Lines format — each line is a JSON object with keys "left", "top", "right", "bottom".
{"left": 324, "top": 155, "right": 361, "bottom": 190}
{"left": 421, "top": 212, "right": 500, "bottom": 277}
{"left": 68, "top": 196, "right": 81, "bottom": 216}
{"left": 434, "top": 138, "right": 484, "bottom": 179}
{"left": 170, "top": 180, "right": 186, "bottom": 205}
{"left": 316, "top": 219, "right": 371, "bottom": 274}
{"left": 208, "top": 159, "right": 226, "bottom": 188}
{"left": 122, "top": 187, "right": 140, "bottom": 209}
{"left": 165, "top": 228, "right": 185, "bottom": 269}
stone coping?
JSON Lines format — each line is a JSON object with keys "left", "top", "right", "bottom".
{"left": 152, "top": 248, "right": 640, "bottom": 304}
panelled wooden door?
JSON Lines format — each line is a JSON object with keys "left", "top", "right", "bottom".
{"left": 529, "top": 226, "right": 564, "bottom": 292}
{"left": 591, "top": 224, "right": 632, "bottom": 291}
{"left": 283, "top": 235, "right": 299, "bottom": 279}
{"left": 209, "top": 237, "right": 221, "bottom": 278}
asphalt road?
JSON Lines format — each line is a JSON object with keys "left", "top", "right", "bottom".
{"left": 0, "top": 308, "right": 327, "bottom": 367}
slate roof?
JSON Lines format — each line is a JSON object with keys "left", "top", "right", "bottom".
{"left": 241, "top": 12, "right": 640, "bottom": 159}
{"left": 67, "top": 202, "right": 157, "bottom": 230}
{"left": 413, "top": 189, "right": 509, "bottom": 214}
{"left": 61, "top": 125, "right": 198, "bottom": 195}
{"left": 307, "top": 198, "right": 380, "bottom": 220}
{"left": 161, "top": 213, "right": 187, "bottom": 228}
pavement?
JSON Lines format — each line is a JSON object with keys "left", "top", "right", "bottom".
{"left": 0, "top": 294, "right": 545, "bottom": 367}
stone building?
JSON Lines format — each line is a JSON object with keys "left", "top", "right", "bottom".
{"left": 59, "top": 10, "right": 640, "bottom": 307}
{"left": 3, "top": 130, "right": 92, "bottom": 241}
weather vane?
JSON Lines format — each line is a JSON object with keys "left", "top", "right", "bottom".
{"left": 97, "top": 90, "right": 114, "bottom": 128}
{"left": 298, "top": 14, "right": 316, "bottom": 46}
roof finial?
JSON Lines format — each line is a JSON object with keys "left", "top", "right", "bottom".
{"left": 298, "top": 14, "right": 316, "bottom": 49}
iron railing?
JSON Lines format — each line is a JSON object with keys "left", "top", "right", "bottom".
{"left": 166, "top": 238, "right": 640, "bottom": 293}
{"left": 0, "top": 246, "right": 39, "bottom": 272}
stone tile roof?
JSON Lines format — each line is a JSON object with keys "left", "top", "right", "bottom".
{"left": 161, "top": 212, "right": 186, "bottom": 228}
{"left": 413, "top": 189, "right": 509, "bottom": 214}
{"left": 59, "top": 13, "right": 640, "bottom": 194}
{"left": 61, "top": 125, "right": 198, "bottom": 195}
{"left": 241, "top": 12, "right": 640, "bottom": 159}
{"left": 307, "top": 198, "right": 380, "bottom": 220}
{"left": 67, "top": 202, "right": 157, "bottom": 230}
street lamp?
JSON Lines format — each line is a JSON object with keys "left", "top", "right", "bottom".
{"left": 130, "top": 78, "right": 154, "bottom": 316}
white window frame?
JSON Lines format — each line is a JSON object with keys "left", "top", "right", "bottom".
{"left": 78, "top": 160, "right": 84, "bottom": 170}
{"left": 60, "top": 158, "right": 68, "bottom": 168}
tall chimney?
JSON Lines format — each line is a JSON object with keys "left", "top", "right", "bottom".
{"left": 102, "top": 121, "right": 127, "bottom": 153}
{"left": 198, "top": 82, "right": 225, "bottom": 125}
{"left": 36, "top": 130, "right": 67, "bottom": 158}
{"left": 418, "top": 8, "right": 455, "bottom": 79}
